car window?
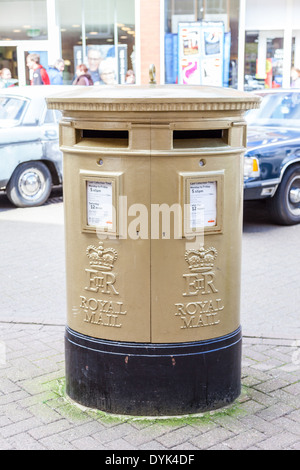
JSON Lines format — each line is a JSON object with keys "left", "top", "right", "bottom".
{"left": 54, "top": 110, "right": 62, "bottom": 122}
{"left": 246, "top": 92, "right": 300, "bottom": 128}
{"left": 44, "top": 108, "right": 55, "bottom": 124}
{"left": 43, "top": 108, "right": 62, "bottom": 124}
{"left": 0, "top": 97, "right": 27, "bottom": 127}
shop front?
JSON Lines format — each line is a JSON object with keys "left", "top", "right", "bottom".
{"left": 0, "top": 0, "right": 299, "bottom": 90}
{"left": 164, "top": 0, "right": 300, "bottom": 91}
{"left": 243, "top": 0, "right": 300, "bottom": 90}
{"left": 0, "top": 0, "right": 135, "bottom": 86}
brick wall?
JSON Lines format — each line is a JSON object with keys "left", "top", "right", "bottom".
{"left": 139, "top": 0, "right": 161, "bottom": 84}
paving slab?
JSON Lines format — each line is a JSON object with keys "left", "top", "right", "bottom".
{"left": 0, "top": 195, "right": 299, "bottom": 450}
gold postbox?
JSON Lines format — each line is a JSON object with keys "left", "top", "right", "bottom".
{"left": 47, "top": 85, "right": 260, "bottom": 416}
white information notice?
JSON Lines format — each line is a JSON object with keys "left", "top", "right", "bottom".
{"left": 190, "top": 181, "right": 217, "bottom": 228}
{"left": 87, "top": 181, "right": 113, "bottom": 228}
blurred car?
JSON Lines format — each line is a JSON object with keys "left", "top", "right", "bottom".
{"left": 244, "top": 89, "right": 300, "bottom": 225}
{"left": 0, "top": 85, "right": 66, "bottom": 207}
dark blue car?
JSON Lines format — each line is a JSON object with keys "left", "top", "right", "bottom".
{"left": 244, "top": 89, "right": 300, "bottom": 225}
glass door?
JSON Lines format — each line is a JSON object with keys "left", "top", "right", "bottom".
{"left": 24, "top": 49, "right": 49, "bottom": 85}
{"left": 0, "top": 46, "right": 18, "bottom": 88}
{"left": 266, "top": 36, "right": 284, "bottom": 88}
{"left": 244, "top": 31, "right": 285, "bottom": 90}
{"left": 0, "top": 41, "right": 49, "bottom": 86}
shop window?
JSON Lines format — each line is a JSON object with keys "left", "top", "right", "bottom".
{"left": 164, "top": 0, "right": 239, "bottom": 88}
{"left": 245, "top": 31, "right": 285, "bottom": 91}
{"left": 58, "top": 0, "right": 135, "bottom": 85}
{"left": 266, "top": 37, "right": 283, "bottom": 88}
{"left": 244, "top": 32, "right": 262, "bottom": 91}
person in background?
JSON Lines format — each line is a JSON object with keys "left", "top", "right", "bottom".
{"left": 87, "top": 48, "right": 103, "bottom": 85}
{"left": 125, "top": 69, "right": 135, "bottom": 84}
{"left": 0, "top": 68, "right": 18, "bottom": 88}
{"left": 26, "top": 53, "right": 50, "bottom": 85}
{"left": 48, "top": 59, "right": 65, "bottom": 85}
{"left": 72, "top": 64, "right": 93, "bottom": 86}
{"left": 99, "top": 58, "right": 117, "bottom": 85}
{"left": 291, "top": 67, "right": 300, "bottom": 88}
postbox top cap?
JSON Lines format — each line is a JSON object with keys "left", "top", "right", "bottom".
{"left": 47, "top": 84, "right": 261, "bottom": 113}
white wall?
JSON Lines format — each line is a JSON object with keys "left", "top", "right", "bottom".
{"left": 246, "top": 0, "right": 287, "bottom": 30}
{"left": 246, "top": 0, "right": 300, "bottom": 31}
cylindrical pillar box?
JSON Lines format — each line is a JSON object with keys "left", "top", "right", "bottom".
{"left": 47, "top": 85, "right": 260, "bottom": 416}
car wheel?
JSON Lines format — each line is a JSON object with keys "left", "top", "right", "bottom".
{"left": 268, "top": 165, "right": 300, "bottom": 225}
{"left": 6, "top": 162, "right": 52, "bottom": 208}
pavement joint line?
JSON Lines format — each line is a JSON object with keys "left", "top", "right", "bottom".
{"left": 0, "top": 321, "right": 298, "bottom": 343}
{"left": 0, "top": 321, "right": 65, "bottom": 327}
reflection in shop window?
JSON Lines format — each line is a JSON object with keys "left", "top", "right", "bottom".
{"left": 58, "top": 0, "right": 83, "bottom": 84}
{"left": 58, "top": 0, "right": 135, "bottom": 85}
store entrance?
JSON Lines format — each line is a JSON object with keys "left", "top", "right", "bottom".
{"left": 24, "top": 50, "right": 49, "bottom": 85}
{"left": 245, "top": 31, "right": 285, "bottom": 91}
{"left": 0, "top": 46, "right": 18, "bottom": 86}
{"left": 0, "top": 41, "right": 49, "bottom": 86}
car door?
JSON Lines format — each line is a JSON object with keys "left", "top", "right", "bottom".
{"left": 40, "top": 107, "right": 63, "bottom": 178}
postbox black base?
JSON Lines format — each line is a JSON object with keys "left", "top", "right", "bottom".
{"left": 65, "top": 326, "right": 242, "bottom": 416}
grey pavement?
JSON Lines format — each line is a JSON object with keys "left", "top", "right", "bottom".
{"left": 0, "top": 194, "right": 299, "bottom": 451}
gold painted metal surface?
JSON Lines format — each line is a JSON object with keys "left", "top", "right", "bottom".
{"left": 47, "top": 85, "right": 260, "bottom": 343}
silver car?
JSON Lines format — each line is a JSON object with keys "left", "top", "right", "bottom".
{"left": 0, "top": 86, "right": 65, "bottom": 207}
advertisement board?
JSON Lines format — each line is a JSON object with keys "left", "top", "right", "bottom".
{"left": 178, "top": 21, "right": 224, "bottom": 86}
{"left": 73, "top": 44, "right": 127, "bottom": 85}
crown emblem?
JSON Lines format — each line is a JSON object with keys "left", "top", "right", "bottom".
{"left": 185, "top": 246, "right": 217, "bottom": 273}
{"left": 86, "top": 242, "right": 118, "bottom": 271}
